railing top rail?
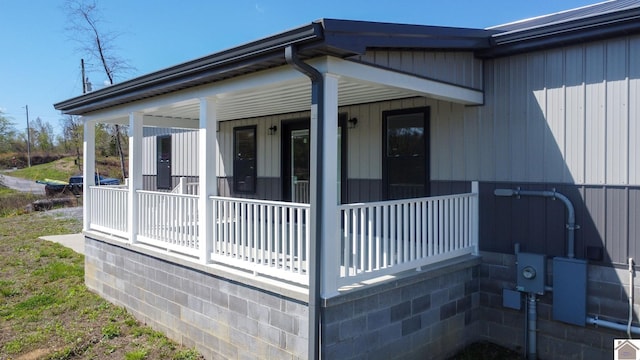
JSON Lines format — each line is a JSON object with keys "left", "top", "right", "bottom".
{"left": 136, "top": 189, "right": 199, "bottom": 199}
{"left": 89, "top": 185, "right": 129, "bottom": 192}
{"left": 338, "top": 192, "right": 477, "bottom": 210}
{"left": 210, "top": 195, "right": 310, "bottom": 209}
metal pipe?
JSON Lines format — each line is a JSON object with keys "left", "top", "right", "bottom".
{"left": 587, "top": 316, "right": 640, "bottom": 335}
{"left": 285, "top": 45, "right": 323, "bottom": 360}
{"left": 494, "top": 188, "right": 577, "bottom": 258}
{"left": 527, "top": 293, "right": 537, "bottom": 360}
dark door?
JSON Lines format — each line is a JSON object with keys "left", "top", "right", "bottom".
{"left": 383, "top": 107, "right": 429, "bottom": 200}
{"left": 282, "top": 120, "right": 310, "bottom": 203}
{"left": 281, "top": 116, "right": 347, "bottom": 203}
{"left": 157, "top": 135, "right": 172, "bottom": 190}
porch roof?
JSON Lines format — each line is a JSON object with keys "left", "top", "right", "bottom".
{"left": 53, "top": 19, "right": 495, "bottom": 117}
{"left": 63, "top": 56, "right": 486, "bottom": 127}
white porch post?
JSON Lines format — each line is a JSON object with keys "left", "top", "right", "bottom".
{"left": 317, "top": 73, "right": 340, "bottom": 298}
{"left": 471, "top": 181, "right": 480, "bottom": 255}
{"left": 198, "top": 97, "right": 218, "bottom": 264}
{"left": 128, "top": 112, "right": 143, "bottom": 244}
{"left": 83, "top": 119, "right": 96, "bottom": 232}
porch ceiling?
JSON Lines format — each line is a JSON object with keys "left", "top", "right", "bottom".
{"left": 92, "top": 57, "right": 483, "bottom": 127}
{"left": 141, "top": 78, "right": 421, "bottom": 126}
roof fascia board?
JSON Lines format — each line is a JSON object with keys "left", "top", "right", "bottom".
{"left": 321, "top": 18, "right": 496, "bottom": 51}
{"left": 60, "top": 61, "right": 309, "bottom": 117}
{"left": 56, "top": 19, "right": 499, "bottom": 116}
{"left": 313, "top": 56, "right": 484, "bottom": 105}
{"left": 54, "top": 22, "right": 324, "bottom": 113}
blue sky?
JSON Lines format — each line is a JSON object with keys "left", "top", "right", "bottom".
{"left": 1, "top": 0, "right": 600, "bottom": 135}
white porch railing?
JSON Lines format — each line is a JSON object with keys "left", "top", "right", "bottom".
{"left": 89, "top": 185, "right": 128, "bottom": 238}
{"left": 210, "top": 196, "right": 310, "bottom": 285}
{"left": 336, "top": 190, "right": 479, "bottom": 287}
{"left": 87, "top": 185, "right": 478, "bottom": 292}
{"left": 137, "top": 190, "right": 200, "bottom": 257}
{"left": 294, "top": 180, "right": 310, "bottom": 204}
{"left": 172, "top": 177, "right": 199, "bottom": 195}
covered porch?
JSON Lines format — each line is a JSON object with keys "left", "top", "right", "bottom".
{"left": 80, "top": 54, "right": 481, "bottom": 296}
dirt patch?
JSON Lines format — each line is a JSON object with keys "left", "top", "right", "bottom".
{"left": 16, "top": 349, "right": 49, "bottom": 360}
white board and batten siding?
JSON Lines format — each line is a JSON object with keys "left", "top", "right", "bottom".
{"left": 341, "top": 97, "right": 470, "bottom": 182}
{"left": 140, "top": 99, "right": 477, "bottom": 185}
{"left": 215, "top": 111, "right": 311, "bottom": 178}
{"left": 142, "top": 128, "right": 199, "bottom": 177}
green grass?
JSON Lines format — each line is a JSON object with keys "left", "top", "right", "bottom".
{"left": 0, "top": 189, "right": 45, "bottom": 217}
{"left": 0, "top": 185, "right": 16, "bottom": 195}
{"left": 8, "top": 156, "right": 124, "bottom": 182}
{"left": 0, "top": 211, "right": 204, "bottom": 359}
{"left": 9, "top": 157, "right": 79, "bottom": 182}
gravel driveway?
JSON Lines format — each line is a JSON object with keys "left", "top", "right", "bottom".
{"left": 43, "top": 206, "right": 83, "bottom": 221}
{"left": 0, "top": 172, "right": 46, "bottom": 194}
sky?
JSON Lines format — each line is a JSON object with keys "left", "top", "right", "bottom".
{"left": 0, "top": 0, "right": 602, "bottom": 136}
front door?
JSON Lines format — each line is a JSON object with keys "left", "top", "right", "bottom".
{"left": 157, "top": 135, "right": 172, "bottom": 190}
{"left": 383, "top": 107, "right": 430, "bottom": 200}
{"left": 282, "top": 116, "right": 347, "bottom": 203}
{"left": 282, "top": 120, "right": 310, "bottom": 203}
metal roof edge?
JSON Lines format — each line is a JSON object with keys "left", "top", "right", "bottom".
{"left": 478, "top": 7, "right": 640, "bottom": 58}
{"left": 54, "top": 22, "right": 325, "bottom": 113}
{"left": 54, "top": 19, "right": 499, "bottom": 115}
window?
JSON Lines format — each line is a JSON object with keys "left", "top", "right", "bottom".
{"left": 233, "top": 126, "right": 257, "bottom": 193}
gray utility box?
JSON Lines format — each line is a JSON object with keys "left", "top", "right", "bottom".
{"left": 552, "top": 257, "right": 587, "bottom": 326}
{"left": 516, "top": 252, "right": 547, "bottom": 294}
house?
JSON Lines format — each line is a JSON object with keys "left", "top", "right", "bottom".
{"left": 615, "top": 340, "right": 640, "bottom": 360}
{"left": 54, "top": 1, "right": 640, "bottom": 359}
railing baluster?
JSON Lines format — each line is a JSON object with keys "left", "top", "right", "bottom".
{"left": 359, "top": 207, "right": 365, "bottom": 272}
{"left": 296, "top": 207, "right": 302, "bottom": 274}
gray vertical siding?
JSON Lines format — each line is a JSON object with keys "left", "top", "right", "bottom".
{"left": 480, "top": 181, "right": 640, "bottom": 266}
{"left": 354, "top": 50, "right": 483, "bottom": 90}
{"left": 462, "top": 35, "right": 640, "bottom": 186}
{"left": 466, "top": 35, "right": 640, "bottom": 266}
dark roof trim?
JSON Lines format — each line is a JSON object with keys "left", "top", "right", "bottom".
{"left": 478, "top": 6, "right": 640, "bottom": 58}
{"left": 55, "top": 22, "right": 325, "bottom": 115}
{"left": 54, "top": 19, "right": 497, "bottom": 115}
{"left": 320, "top": 19, "right": 497, "bottom": 52}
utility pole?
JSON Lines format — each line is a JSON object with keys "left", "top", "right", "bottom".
{"left": 81, "top": 59, "right": 86, "bottom": 93}
{"left": 25, "top": 105, "right": 31, "bottom": 168}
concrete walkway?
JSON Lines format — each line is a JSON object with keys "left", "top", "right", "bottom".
{"left": 38, "top": 207, "right": 85, "bottom": 255}
{"left": 40, "top": 233, "right": 85, "bottom": 255}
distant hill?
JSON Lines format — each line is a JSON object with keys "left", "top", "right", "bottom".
{"left": 6, "top": 156, "right": 124, "bottom": 182}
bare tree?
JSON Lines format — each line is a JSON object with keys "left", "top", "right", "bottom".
{"left": 64, "top": 0, "right": 133, "bottom": 180}
{"left": 32, "top": 117, "right": 54, "bottom": 154}
{"left": 0, "top": 110, "right": 16, "bottom": 153}
{"left": 60, "top": 115, "right": 83, "bottom": 170}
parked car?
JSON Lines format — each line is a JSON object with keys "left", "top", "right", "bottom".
{"left": 38, "top": 174, "right": 120, "bottom": 196}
